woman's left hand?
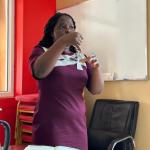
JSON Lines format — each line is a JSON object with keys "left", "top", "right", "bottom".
{"left": 80, "top": 55, "right": 99, "bottom": 69}
{"left": 80, "top": 54, "right": 104, "bottom": 94}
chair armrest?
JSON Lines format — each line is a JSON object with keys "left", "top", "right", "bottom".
{"left": 108, "top": 135, "right": 136, "bottom": 150}
{"left": 0, "top": 120, "right": 11, "bottom": 150}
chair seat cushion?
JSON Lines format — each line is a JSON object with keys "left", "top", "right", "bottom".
{"left": 88, "top": 129, "right": 127, "bottom": 150}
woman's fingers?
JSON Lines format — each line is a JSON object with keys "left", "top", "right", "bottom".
{"left": 92, "top": 60, "right": 100, "bottom": 68}
{"left": 76, "top": 33, "right": 83, "bottom": 44}
{"left": 85, "top": 55, "right": 100, "bottom": 68}
{"left": 72, "top": 33, "right": 83, "bottom": 51}
{"left": 73, "top": 45, "right": 82, "bottom": 52}
{"left": 76, "top": 45, "right": 82, "bottom": 52}
{"left": 79, "top": 54, "right": 100, "bottom": 68}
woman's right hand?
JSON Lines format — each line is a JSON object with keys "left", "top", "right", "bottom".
{"left": 59, "top": 32, "right": 83, "bottom": 51}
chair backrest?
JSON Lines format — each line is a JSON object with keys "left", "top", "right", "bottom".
{"left": 0, "top": 120, "right": 11, "bottom": 150}
{"left": 15, "top": 94, "right": 39, "bottom": 144}
{"left": 89, "top": 99, "right": 139, "bottom": 136}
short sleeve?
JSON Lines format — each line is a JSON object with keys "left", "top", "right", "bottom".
{"left": 86, "top": 63, "right": 92, "bottom": 91}
{"left": 29, "top": 46, "right": 45, "bottom": 80}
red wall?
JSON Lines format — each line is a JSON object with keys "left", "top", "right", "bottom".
{"left": 0, "top": 0, "right": 56, "bottom": 145}
{"left": 16, "top": 0, "right": 56, "bottom": 95}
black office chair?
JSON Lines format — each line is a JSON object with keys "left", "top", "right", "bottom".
{"left": 88, "top": 99, "right": 139, "bottom": 150}
{"left": 0, "top": 120, "right": 11, "bottom": 150}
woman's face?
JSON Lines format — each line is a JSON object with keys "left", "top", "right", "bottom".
{"left": 53, "top": 15, "right": 75, "bottom": 41}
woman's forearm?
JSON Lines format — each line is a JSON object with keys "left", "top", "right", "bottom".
{"left": 33, "top": 39, "right": 66, "bottom": 78}
{"left": 89, "top": 67, "right": 104, "bottom": 94}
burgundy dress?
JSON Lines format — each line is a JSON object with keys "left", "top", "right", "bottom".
{"left": 29, "top": 46, "right": 92, "bottom": 150}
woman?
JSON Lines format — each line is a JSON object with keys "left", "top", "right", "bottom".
{"left": 29, "top": 12, "right": 104, "bottom": 150}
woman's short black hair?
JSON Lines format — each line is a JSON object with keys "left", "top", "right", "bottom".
{"left": 38, "top": 12, "right": 76, "bottom": 52}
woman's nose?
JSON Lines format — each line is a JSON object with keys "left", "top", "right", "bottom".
{"left": 64, "top": 26, "right": 71, "bottom": 33}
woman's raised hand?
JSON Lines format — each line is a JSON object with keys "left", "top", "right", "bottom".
{"left": 60, "top": 32, "right": 83, "bottom": 51}
{"left": 80, "top": 55, "right": 100, "bottom": 69}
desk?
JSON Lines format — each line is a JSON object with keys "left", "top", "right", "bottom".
{"left": 8, "top": 145, "right": 27, "bottom": 150}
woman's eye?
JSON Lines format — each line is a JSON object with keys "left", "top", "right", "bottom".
{"left": 69, "top": 26, "right": 74, "bottom": 29}
{"left": 60, "top": 25, "right": 65, "bottom": 29}
{"left": 58, "top": 24, "right": 74, "bottom": 31}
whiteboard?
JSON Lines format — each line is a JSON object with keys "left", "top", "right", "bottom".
{"left": 58, "top": 0, "right": 147, "bottom": 81}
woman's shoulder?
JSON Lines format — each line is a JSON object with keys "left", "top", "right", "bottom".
{"left": 33, "top": 45, "right": 44, "bottom": 50}
{"left": 29, "top": 45, "right": 46, "bottom": 57}
{"left": 32, "top": 45, "right": 46, "bottom": 53}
